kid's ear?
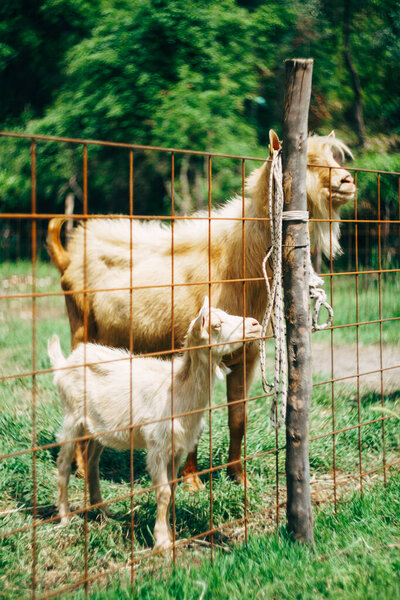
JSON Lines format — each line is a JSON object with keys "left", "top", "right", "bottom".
{"left": 328, "top": 130, "right": 336, "bottom": 138}
{"left": 201, "top": 296, "right": 209, "bottom": 313}
{"left": 191, "top": 296, "right": 209, "bottom": 335}
{"left": 269, "top": 129, "right": 281, "bottom": 157}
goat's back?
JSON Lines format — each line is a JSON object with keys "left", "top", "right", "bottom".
{"left": 61, "top": 207, "right": 262, "bottom": 351}
{"left": 55, "top": 343, "right": 175, "bottom": 450}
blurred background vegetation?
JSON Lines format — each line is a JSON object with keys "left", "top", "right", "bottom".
{"left": 0, "top": 0, "right": 399, "bottom": 267}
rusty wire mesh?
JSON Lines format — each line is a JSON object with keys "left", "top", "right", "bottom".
{"left": 0, "top": 131, "right": 399, "bottom": 598}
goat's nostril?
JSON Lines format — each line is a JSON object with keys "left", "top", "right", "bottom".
{"left": 341, "top": 174, "right": 353, "bottom": 184}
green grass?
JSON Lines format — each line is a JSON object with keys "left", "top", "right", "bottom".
{"left": 0, "top": 261, "right": 399, "bottom": 598}
{"left": 74, "top": 472, "right": 400, "bottom": 600}
{"left": 315, "top": 271, "right": 400, "bottom": 346}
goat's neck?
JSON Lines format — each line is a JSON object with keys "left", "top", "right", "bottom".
{"left": 310, "top": 207, "right": 341, "bottom": 258}
{"left": 175, "top": 347, "right": 218, "bottom": 412}
{"left": 223, "top": 161, "right": 273, "bottom": 281}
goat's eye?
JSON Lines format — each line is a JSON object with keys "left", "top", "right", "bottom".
{"left": 213, "top": 323, "right": 222, "bottom": 330}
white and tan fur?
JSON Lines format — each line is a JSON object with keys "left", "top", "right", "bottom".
{"left": 48, "top": 298, "right": 261, "bottom": 550}
{"left": 48, "top": 130, "right": 355, "bottom": 488}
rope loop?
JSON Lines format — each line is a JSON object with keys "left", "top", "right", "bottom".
{"left": 259, "top": 150, "right": 334, "bottom": 429}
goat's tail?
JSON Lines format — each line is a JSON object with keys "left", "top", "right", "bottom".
{"left": 47, "top": 218, "right": 71, "bottom": 273}
{"left": 48, "top": 335, "right": 66, "bottom": 370}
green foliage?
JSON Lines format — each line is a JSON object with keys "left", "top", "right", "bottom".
{"left": 1, "top": 0, "right": 399, "bottom": 219}
{"left": 0, "top": 0, "right": 102, "bottom": 126}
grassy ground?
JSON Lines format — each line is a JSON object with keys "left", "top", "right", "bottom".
{"left": 0, "top": 261, "right": 399, "bottom": 598}
{"left": 75, "top": 472, "right": 400, "bottom": 600}
{"left": 317, "top": 270, "right": 400, "bottom": 346}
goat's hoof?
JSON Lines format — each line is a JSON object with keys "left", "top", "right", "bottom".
{"left": 227, "top": 468, "right": 252, "bottom": 487}
{"left": 75, "top": 467, "right": 86, "bottom": 479}
{"left": 95, "top": 507, "right": 112, "bottom": 522}
{"left": 93, "top": 501, "right": 112, "bottom": 517}
{"left": 182, "top": 473, "right": 205, "bottom": 492}
{"left": 58, "top": 515, "right": 72, "bottom": 526}
{"left": 153, "top": 538, "right": 173, "bottom": 554}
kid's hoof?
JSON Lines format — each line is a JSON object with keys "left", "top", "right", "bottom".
{"left": 182, "top": 473, "right": 205, "bottom": 492}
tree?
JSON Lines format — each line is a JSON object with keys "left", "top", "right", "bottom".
{"left": 0, "top": 0, "right": 101, "bottom": 127}
{"left": 343, "top": 0, "right": 367, "bottom": 146}
{"left": 2, "top": 0, "right": 265, "bottom": 215}
{"left": 1, "top": 0, "right": 400, "bottom": 221}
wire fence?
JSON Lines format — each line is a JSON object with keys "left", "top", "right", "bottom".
{"left": 0, "top": 131, "right": 399, "bottom": 599}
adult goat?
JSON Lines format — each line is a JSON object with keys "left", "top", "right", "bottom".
{"left": 47, "top": 130, "right": 355, "bottom": 489}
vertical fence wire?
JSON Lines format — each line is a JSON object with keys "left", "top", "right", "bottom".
{"left": 30, "top": 140, "right": 38, "bottom": 599}
{"left": 377, "top": 173, "right": 387, "bottom": 487}
{"left": 241, "top": 158, "right": 248, "bottom": 545}
{"left": 355, "top": 171, "right": 363, "bottom": 495}
{"left": 207, "top": 154, "right": 214, "bottom": 563}
{"left": 82, "top": 143, "right": 89, "bottom": 595}
{"left": 328, "top": 167, "right": 338, "bottom": 512}
{"left": 170, "top": 152, "right": 177, "bottom": 565}
{"left": 129, "top": 149, "right": 135, "bottom": 587}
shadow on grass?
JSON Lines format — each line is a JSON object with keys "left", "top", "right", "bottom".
{"left": 99, "top": 448, "right": 148, "bottom": 483}
{"left": 356, "top": 389, "right": 400, "bottom": 406}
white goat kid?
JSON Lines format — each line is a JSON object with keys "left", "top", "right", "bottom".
{"left": 48, "top": 298, "right": 261, "bottom": 550}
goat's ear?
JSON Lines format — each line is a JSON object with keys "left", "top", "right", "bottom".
{"left": 191, "top": 297, "right": 209, "bottom": 336}
{"left": 269, "top": 130, "right": 281, "bottom": 157}
{"left": 201, "top": 296, "right": 209, "bottom": 313}
{"left": 328, "top": 130, "right": 336, "bottom": 138}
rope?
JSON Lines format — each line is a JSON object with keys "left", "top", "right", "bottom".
{"left": 259, "top": 149, "right": 334, "bottom": 429}
{"left": 259, "top": 150, "right": 287, "bottom": 429}
{"left": 309, "top": 270, "right": 334, "bottom": 331}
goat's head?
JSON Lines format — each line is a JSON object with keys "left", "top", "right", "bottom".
{"left": 306, "top": 131, "right": 355, "bottom": 257}
{"left": 306, "top": 131, "right": 355, "bottom": 209}
{"left": 188, "top": 297, "right": 261, "bottom": 358}
{"left": 246, "top": 130, "right": 355, "bottom": 258}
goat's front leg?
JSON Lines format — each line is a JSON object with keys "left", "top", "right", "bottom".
{"left": 153, "top": 473, "right": 172, "bottom": 552}
{"left": 147, "top": 452, "right": 172, "bottom": 551}
{"left": 226, "top": 346, "right": 258, "bottom": 484}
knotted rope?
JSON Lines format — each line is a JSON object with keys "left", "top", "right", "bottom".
{"left": 259, "top": 149, "right": 333, "bottom": 429}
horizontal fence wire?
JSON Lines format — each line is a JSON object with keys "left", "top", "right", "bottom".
{"left": 0, "top": 132, "right": 399, "bottom": 598}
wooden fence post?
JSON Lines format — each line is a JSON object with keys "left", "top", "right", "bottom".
{"left": 282, "top": 58, "right": 314, "bottom": 543}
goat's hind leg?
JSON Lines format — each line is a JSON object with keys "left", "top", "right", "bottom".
{"left": 166, "top": 452, "right": 183, "bottom": 541}
{"left": 180, "top": 449, "right": 205, "bottom": 492}
{"left": 87, "top": 439, "right": 110, "bottom": 517}
{"left": 57, "top": 417, "right": 81, "bottom": 524}
{"left": 73, "top": 442, "right": 86, "bottom": 478}
{"left": 226, "top": 348, "right": 258, "bottom": 485}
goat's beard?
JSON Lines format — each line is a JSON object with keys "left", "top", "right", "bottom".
{"left": 310, "top": 216, "right": 342, "bottom": 259}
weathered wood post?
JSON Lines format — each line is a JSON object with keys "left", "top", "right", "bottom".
{"left": 282, "top": 58, "right": 314, "bottom": 543}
